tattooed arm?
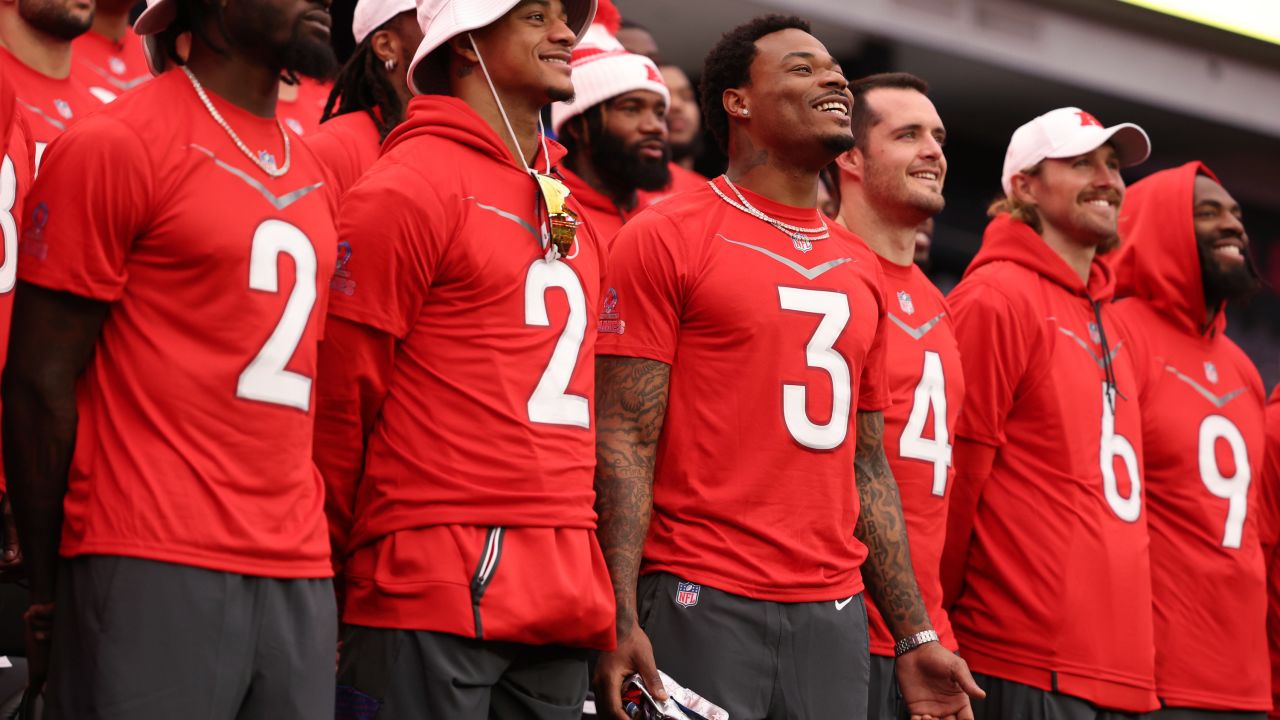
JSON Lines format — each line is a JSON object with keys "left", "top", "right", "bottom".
{"left": 855, "top": 410, "right": 984, "bottom": 720}
{"left": 592, "top": 355, "right": 672, "bottom": 719}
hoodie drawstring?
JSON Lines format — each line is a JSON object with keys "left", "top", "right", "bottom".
{"left": 1093, "top": 299, "right": 1124, "bottom": 413}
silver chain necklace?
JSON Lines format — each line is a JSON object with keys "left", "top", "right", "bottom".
{"left": 709, "top": 175, "right": 829, "bottom": 253}
{"left": 182, "top": 66, "right": 291, "bottom": 178}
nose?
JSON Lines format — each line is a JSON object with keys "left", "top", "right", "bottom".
{"left": 1220, "top": 211, "right": 1246, "bottom": 239}
{"left": 819, "top": 68, "right": 848, "bottom": 93}
{"left": 549, "top": 14, "right": 576, "bottom": 46}
{"left": 640, "top": 109, "right": 668, "bottom": 137}
{"left": 1092, "top": 161, "right": 1123, "bottom": 192}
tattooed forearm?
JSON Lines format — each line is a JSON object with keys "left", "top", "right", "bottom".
{"left": 853, "top": 410, "right": 932, "bottom": 638}
{"left": 594, "top": 356, "right": 672, "bottom": 636}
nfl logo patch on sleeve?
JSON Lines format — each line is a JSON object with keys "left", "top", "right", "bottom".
{"left": 675, "top": 581, "right": 701, "bottom": 608}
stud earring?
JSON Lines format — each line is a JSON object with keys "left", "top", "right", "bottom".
{"left": 742, "top": 109, "right": 750, "bottom": 116}
{"left": 385, "top": 58, "right": 397, "bottom": 71}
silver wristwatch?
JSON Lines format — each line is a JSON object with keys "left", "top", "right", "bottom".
{"left": 893, "top": 629, "right": 939, "bottom": 657}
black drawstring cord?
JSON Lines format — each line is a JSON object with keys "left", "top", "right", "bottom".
{"left": 1093, "top": 299, "right": 1125, "bottom": 413}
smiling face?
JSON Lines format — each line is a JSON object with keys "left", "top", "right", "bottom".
{"left": 468, "top": 0, "right": 577, "bottom": 105}
{"left": 857, "top": 86, "right": 947, "bottom": 221}
{"left": 1194, "top": 174, "right": 1259, "bottom": 306}
{"left": 1014, "top": 144, "right": 1123, "bottom": 249}
{"left": 731, "top": 28, "right": 853, "bottom": 167}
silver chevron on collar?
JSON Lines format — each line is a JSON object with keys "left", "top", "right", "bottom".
{"left": 888, "top": 311, "right": 945, "bottom": 340}
{"left": 718, "top": 235, "right": 853, "bottom": 280}
{"left": 1165, "top": 365, "right": 1245, "bottom": 408}
{"left": 1057, "top": 326, "right": 1123, "bottom": 368}
{"left": 189, "top": 144, "right": 321, "bottom": 210}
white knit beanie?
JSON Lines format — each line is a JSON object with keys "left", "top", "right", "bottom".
{"left": 551, "top": 24, "right": 670, "bottom": 133}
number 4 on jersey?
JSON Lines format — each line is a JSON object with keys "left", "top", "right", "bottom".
{"left": 899, "top": 351, "right": 951, "bottom": 496}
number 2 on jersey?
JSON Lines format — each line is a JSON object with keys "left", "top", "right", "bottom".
{"left": 525, "top": 260, "right": 589, "bottom": 428}
{"left": 1199, "top": 414, "right": 1250, "bottom": 548}
{"left": 236, "top": 219, "right": 318, "bottom": 412}
{"left": 779, "top": 287, "right": 851, "bottom": 450}
{"left": 900, "top": 351, "right": 951, "bottom": 496}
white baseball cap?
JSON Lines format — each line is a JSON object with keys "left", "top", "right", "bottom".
{"left": 550, "top": 25, "right": 669, "bottom": 133}
{"left": 407, "top": 0, "right": 596, "bottom": 96}
{"left": 1001, "top": 107, "right": 1151, "bottom": 196}
{"left": 354, "top": 0, "right": 417, "bottom": 44}
{"left": 133, "top": 0, "right": 176, "bottom": 36}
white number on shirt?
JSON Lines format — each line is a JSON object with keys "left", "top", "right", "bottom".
{"left": 900, "top": 350, "right": 951, "bottom": 496}
{"left": 525, "top": 259, "right": 589, "bottom": 428}
{"left": 33, "top": 142, "right": 47, "bottom": 174}
{"left": 236, "top": 219, "right": 318, "bottom": 412}
{"left": 778, "top": 286, "right": 851, "bottom": 450}
{"left": 1100, "top": 383, "right": 1141, "bottom": 522}
{"left": 0, "top": 156, "right": 17, "bottom": 293}
{"left": 1199, "top": 414, "right": 1251, "bottom": 549}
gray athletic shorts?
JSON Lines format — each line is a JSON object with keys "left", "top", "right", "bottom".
{"left": 1152, "top": 708, "right": 1265, "bottom": 719}
{"left": 971, "top": 672, "right": 1152, "bottom": 720}
{"left": 867, "top": 653, "right": 906, "bottom": 720}
{"left": 337, "top": 624, "right": 592, "bottom": 720}
{"left": 638, "top": 572, "right": 870, "bottom": 720}
{"left": 46, "top": 555, "right": 336, "bottom": 720}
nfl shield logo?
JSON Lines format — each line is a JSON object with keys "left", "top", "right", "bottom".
{"left": 54, "top": 99, "right": 73, "bottom": 119}
{"left": 1087, "top": 322, "right": 1101, "bottom": 344}
{"left": 675, "top": 581, "right": 701, "bottom": 608}
{"left": 897, "top": 290, "right": 915, "bottom": 315}
{"left": 1204, "top": 361, "right": 1219, "bottom": 384}
{"left": 109, "top": 57, "right": 126, "bottom": 75}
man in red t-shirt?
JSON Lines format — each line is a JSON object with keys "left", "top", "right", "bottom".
{"left": 552, "top": 24, "right": 670, "bottom": 243}
{"left": 314, "top": 1, "right": 615, "bottom": 717}
{"left": 307, "top": 0, "right": 421, "bottom": 198}
{"left": 943, "top": 107, "right": 1157, "bottom": 719}
{"left": 832, "top": 71, "right": 965, "bottom": 719}
{"left": 3, "top": 0, "right": 340, "bottom": 714}
{"left": 0, "top": 0, "right": 100, "bottom": 166}
{"left": 590, "top": 15, "right": 982, "bottom": 720}
{"left": 71, "top": 0, "right": 151, "bottom": 102}
{"left": 1260, "top": 387, "right": 1280, "bottom": 720}
{"left": 1111, "top": 164, "right": 1269, "bottom": 719}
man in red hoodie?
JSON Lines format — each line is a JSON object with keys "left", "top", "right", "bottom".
{"left": 551, "top": 23, "right": 670, "bottom": 243}
{"left": 833, "top": 71, "right": 965, "bottom": 720}
{"left": 942, "top": 106, "right": 1158, "bottom": 719}
{"left": 1111, "top": 163, "right": 1269, "bottom": 718}
{"left": 314, "top": 1, "right": 617, "bottom": 718}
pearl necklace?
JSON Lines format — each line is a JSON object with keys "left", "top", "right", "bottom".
{"left": 709, "top": 175, "right": 829, "bottom": 253}
{"left": 182, "top": 67, "right": 291, "bottom": 178}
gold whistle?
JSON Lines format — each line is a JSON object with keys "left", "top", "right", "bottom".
{"left": 536, "top": 173, "right": 580, "bottom": 257}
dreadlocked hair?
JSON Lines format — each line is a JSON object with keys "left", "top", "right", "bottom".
{"left": 322, "top": 37, "right": 405, "bottom": 141}
{"left": 155, "top": 0, "right": 232, "bottom": 69}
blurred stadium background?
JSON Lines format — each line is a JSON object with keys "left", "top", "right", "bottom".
{"left": 325, "top": 0, "right": 1280, "bottom": 388}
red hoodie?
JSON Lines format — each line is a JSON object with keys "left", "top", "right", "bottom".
{"left": 1109, "top": 162, "right": 1270, "bottom": 712}
{"left": 314, "top": 95, "right": 615, "bottom": 650}
{"left": 1260, "top": 386, "right": 1280, "bottom": 720}
{"left": 944, "top": 214, "right": 1157, "bottom": 712}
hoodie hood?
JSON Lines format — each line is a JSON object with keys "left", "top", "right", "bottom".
{"left": 384, "top": 95, "right": 567, "bottom": 173}
{"left": 965, "top": 213, "right": 1117, "bottom": 303}
{"left": 1111, "top": 161, "right": 1220, "bottom": 337}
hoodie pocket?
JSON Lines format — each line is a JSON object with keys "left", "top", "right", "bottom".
{"left": 469, "top": 527, "right": 505, "bottom": 639}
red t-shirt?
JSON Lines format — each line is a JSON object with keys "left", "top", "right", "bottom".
{"left": 1109, "top": 162, "right": 1270, "bottom": 711}
{"left": 278, "top": 77, "right": 331, "bottom": 136}
{"left": 866, "top": 256, "right": 962, "bottom": 655}
{"left": 71, "top": 29, "right": 150, "bottom": 102}
{"left": 19, "top": 69, "right": 338, "bottom": 578}
{"left": 1260, "top": 386, "right": 1280, "bottom": 720}
{"left": 0, "top": 76, "right": 35, "bottom": 495}
{"left": 597, "top": 177, "right": 890, "bottom": 603}
{"left": 305, "top": 110, "right": 381, "bottom": 200}
{"left": 0, "top": 47, "right": 103, "bottom": 164}
{"left": 946, "top": 215, "right": 1156, "bottom": 712}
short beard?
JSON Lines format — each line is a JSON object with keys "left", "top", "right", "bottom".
{"left": 822, "top": 130, "right": 856, "bottom": 156}
{"left": 1198, "top": 237, "right": 1261, "bottom": 308}
{"left": 547, "top": 86, "right": 575, "bottom": 103}
{"left": 18, "top": 0, "right": 90, "bottom": 41}
{"left": 280, "top": 15, "right": 338, "bottom": 81}
{"left": 591, "top": 126, "right": 671, "bottom": 195}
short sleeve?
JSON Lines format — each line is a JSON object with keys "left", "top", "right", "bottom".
{"left": 857, "top": 263, "right": 890, "bottom": 412}
{"left": 948, "top": 278, "right": 1030, "bottom": 447}
{"left": 327, "top": 167, "right": 442, "bottom": 339}
{"left": 18, "top": 114, "right": 153, "bottom": 301}
{"left": 594, "top": 209, "right": 687, "bottom": 364}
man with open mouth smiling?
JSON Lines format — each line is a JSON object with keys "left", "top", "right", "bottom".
{"left": 943, "top": 107, "right": 1159, "bottom": 719}
{"left": 552, "top": 22, "right": 671, "bottom": 244}
{"left": 1109, "top": 163, "right": 1269, "bottom": 720}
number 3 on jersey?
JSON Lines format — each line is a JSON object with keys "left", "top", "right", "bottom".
{"left": 778, "top": 287, "right": 851, "bottom": 450}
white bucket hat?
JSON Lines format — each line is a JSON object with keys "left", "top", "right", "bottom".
{"left": 1002, "top": 107, "right": 1151, "bottom": 196}
{"left": 133, "top": 0, "right": 176, "bottom": 36}
{"left": 406, "top": 0, "right": 596, "bottom": 95}
{"left": 354, "top": 0, "right": 417, "bottom": 44}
